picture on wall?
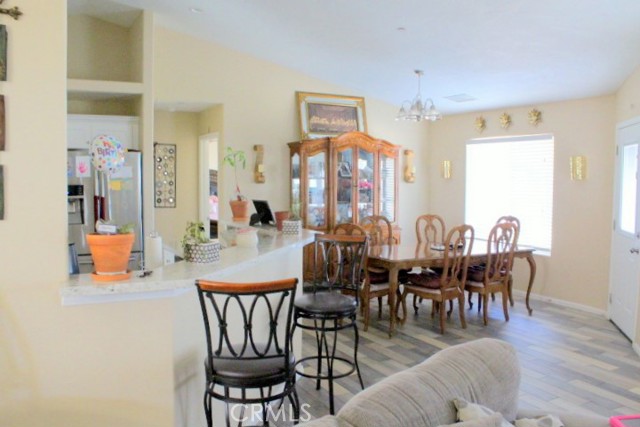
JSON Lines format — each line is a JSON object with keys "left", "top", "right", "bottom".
{"left": 297, "top": 92, "right": 367, "bottom": 139}
{"left": 0, "top": 25, "right": 6, "bottom": 81}
{"left": 154, "top": 143, "right": 177, "bottom": 208}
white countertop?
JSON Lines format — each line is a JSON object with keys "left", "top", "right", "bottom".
{"left": 61, "top": 230, "right": 316, "bottom": 306}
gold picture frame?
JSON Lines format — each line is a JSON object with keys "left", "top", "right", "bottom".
{"left": 297, "top": 92, "right": 367, "bottom": 139}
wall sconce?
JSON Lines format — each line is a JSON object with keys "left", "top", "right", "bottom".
{"left": 570, "top": 155, "right": 586, "bottom": 180}
{"left": 441, "top": 160, "right": 452, "bottom": 179}
{"left": 254, "top": 144, "right": 265, "bottom": 183}
{"left": 404, "top": 149, "right": 416, "bottom": 183}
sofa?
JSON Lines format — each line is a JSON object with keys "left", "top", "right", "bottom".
{"left": 298, "top": 338, "right": 609, "bottom": 427}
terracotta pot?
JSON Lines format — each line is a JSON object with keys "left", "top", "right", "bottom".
{"left": 230, "top": 199, "right": 250, "bottom": 222}
{"left": 87, "top": 233, "right": 135, "bottom": 282}
{"left": 274, "top": 211, "right": 290, "bottom": 231}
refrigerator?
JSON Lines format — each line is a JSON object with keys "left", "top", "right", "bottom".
{"left": 67, "top": 149, "right": 144, "bottom": 274}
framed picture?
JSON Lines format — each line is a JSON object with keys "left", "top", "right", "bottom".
{"left": 154, "top": 143, "right": 177, "bottom": 208}
{"left": 297, "top": 92, "right": 367, "bottom": 139}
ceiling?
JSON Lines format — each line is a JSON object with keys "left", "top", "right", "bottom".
{"left": 68, "top": 0, "right": 640, "bottom": 115}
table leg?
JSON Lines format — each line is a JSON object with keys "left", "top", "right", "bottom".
{"left": 387, "top": 266, "right": 399, "bottom": 337}
{"left": 524, "top": 253, "right": 537, "bottom": 315}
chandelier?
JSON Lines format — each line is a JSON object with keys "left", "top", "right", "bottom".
{"left": 396, "top": 70, "right": 442, "bottom": 122}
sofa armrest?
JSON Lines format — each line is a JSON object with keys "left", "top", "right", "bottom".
{"left": 516, "top": 409, "right": 609, "bottom": 427}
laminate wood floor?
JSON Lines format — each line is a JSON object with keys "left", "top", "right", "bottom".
{"left": 293, "top": 295, "right": 640, "bottom": 423}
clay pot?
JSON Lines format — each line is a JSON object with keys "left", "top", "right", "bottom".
{"left": 230, "top": 199, "right": 250, "bottom": 222}
{"left": 274, "top": 211, "right": 290, "bottom": 231}
{"left": 86, "top": 233, "right": 135, "bottom": 282}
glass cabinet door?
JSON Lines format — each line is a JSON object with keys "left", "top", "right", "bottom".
{"left": 379, "top": 152, "right": 396, "bottom": 222}
{"left": 291, "top": 153, "right": 301, "bottom": 218}
{"left": 357, "top": 148, "right": 375, "bottom": 221}
{"left": 306, "top": 152, "right": 327, "bottom": 228}
{"left": 335, "top": 148, "right": 354, "bottom": 224}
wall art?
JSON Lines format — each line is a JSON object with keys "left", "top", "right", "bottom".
{"left": 297, "top": 92, "right": 367, "bottom": 139}
{"left": 154, "top": 143, "right": 176, "bottom": 208}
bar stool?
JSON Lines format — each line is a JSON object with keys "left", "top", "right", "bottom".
{"left": 291, "top": 233, "right": 368, "bottom": 415}
{"left": 196, "top": 278, "right": 300, "bottom": 427}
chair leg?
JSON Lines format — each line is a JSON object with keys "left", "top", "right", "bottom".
{"left": 398, "top": 289, "right": 408, "bottom": 324}
{"left": 439, "top": 299, "right": 446, "bottom": 334}
{"left": 314, "top": 320, "right": 323, "bottom": 391}
{"left": 508, "top": 276, "right": 514, "bottom": 306}
{"left": 458, "top": 294, "right": 467, "bottom": 329}
{"left": 502, "top": 289, "right": 510, "bottom": 322}
{"left": 413, "top": 294, "right": 420, "bottom": 314}
{"left": 351, "top": 315, "right": 365, "bottom": 390}
{"left": 288, "top": 384, "right": 301, "bottom": 424}
{"left": 446, "top": 300, "right": 453, "bottom": 318}
{"left": 204, "top": 389, "right": 213, "bottom": 427}
{"left": 468, "top": 290, "right": 473, "bottom": 310}
{"left": 363, "top": 297, "right": 370, "bottom": 332}
{"left": 482, "top": 294, "right": 489, "bottom": 326}
{"left": 377, "top": 296, "right": 383, "bottom": 319}
{"left": 477, "top": 293, "right": 482, "bottom": 313}
{"left": 326, "top": 319, "right": 338, "bottom": 415}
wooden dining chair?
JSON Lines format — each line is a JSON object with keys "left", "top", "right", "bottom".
{"left": 469, "top": 215, "right": 521, "bottom": 310}
{"left": 358, "top": 215, "right": 396, "bottom": 331}
{"left": 399, "top": 224, "right": 474, "bottom": 334}
{"left": 465, "top": 221, "right": 518, "bottom": 325}
{"left": 415, "top": 214, "right": 446, "bottom": 244}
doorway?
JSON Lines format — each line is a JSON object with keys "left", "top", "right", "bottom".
{"left": 199, "top": 133, "right": 219, "bottom": 238}
{"left": 610, "top": 117, "right": 640, "bottom": 340}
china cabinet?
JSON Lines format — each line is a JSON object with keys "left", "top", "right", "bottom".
{"left": 288, "top": 132, "right": 400, "bottom": 277}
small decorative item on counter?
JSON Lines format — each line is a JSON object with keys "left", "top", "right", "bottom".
{"left": 182, "top": 221, "right": 220, "bottom": 263}
{"left": 223, "top": 147, "right": 250, "bottom": 222}
{"left": 274, "top": 211, "right": 290, "bottom": 231}
{"left": 282, "top": 218, "right": 302, "bottom": 235}
{"left": 236, "top": 227, "right": 258, "bottom": 247}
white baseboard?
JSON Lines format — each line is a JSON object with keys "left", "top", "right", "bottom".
{"left": 512, "top": 289, "right": 607, "bottom": 317}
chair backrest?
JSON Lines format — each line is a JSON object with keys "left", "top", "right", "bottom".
{"left": 312, "top": 233, "right": 368, "bottom": 299}
{"left": 359, "top": 215, "right": 395, "bottom": 245}
{"left": 416, "top": 214, "right": 446, "bottom": 244}
{"left": 195, "top": 278, "right": 298, "bottom": 378}
{"left": 333, "top": 222, "right": 368, "bottom": 238}
{"left": 439, "top": 224, "right": 474, "bottom": 290}
{"left": 484, "top": 222, "right": 519, "bottom": 284}
{"left": 496, "top": 215, "right": 521, "bottom": 238}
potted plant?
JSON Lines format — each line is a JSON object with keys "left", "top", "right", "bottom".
{"left": 282, "top": 202, "right": 303, "bottom": 235}
{"left": 223, "top": 147, "right": 249, "bottom": 222}
{"left": 87, "top": 222, "right": 135, "bottom": 282}
{"left": 181, "top": 221, "right": 221, "bottom": 263}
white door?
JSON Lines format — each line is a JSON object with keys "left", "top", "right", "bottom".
{"left": 610, "top": 118, "right": 640, "bottom": 340}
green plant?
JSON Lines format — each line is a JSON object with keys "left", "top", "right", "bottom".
{"left": 223, "top": 147, "right": 247, "bottom": 201}
{"left": 117, "top": 223, "right": 135, "bottom": 234}
{"left": 181, "top": 221, "right": 209, "bottom": 251}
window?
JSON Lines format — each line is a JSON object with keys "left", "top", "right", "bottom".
{"left": 465, "top": 134, "right": 554, "bottom": 252}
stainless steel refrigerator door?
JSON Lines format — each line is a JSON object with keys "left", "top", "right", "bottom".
{"left": 67, "top": 149, "right": 95, "bottom": 257}
{"left": 106, "top": 152, "right": 144, "bottom": 254}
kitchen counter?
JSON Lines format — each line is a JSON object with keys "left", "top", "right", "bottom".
{"left": 61, "top": 229, "right": 316, "bottom": 306}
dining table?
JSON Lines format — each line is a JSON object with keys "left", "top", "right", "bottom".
{"left": 367, "top": 241, "right": 536, "bottom": 336}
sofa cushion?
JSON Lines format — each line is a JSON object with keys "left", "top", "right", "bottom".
{"left": 440, "top": 413, "right": 505, "bottom": 427}
{"left": 335, "top": 338, "right": 520, "bottom": 427}
{"left": 514, "top": 415, "right": 563, "bottom": 427}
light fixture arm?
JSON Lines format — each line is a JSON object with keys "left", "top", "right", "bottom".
{"left": 396, "top": 69, "right": 442, "bottom": 122}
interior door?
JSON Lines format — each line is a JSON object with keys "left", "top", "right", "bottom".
{"left": 610, "top": 118, "right": 640, "bottom": 340}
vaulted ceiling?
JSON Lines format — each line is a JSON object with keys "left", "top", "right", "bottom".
{"left": 69, "top": 0, "right": 640, "bottom": 114}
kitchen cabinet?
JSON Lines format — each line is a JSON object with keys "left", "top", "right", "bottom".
{"left": 288, "top": 132, "right": 400, "bottom": 277}
{"left": 67, "top": 114, "right": 139, "bottom": 150}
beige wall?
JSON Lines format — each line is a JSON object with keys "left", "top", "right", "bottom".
{"left": 429, "top": 96, "right": 616, "bottom": 310}
{"left": 154, "top": 110, "right": 201, "bottom": 249}
{"left": 153, "top": 27, "right": 430, "bottom": 241}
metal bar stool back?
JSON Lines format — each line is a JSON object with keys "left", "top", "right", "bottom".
{"left": 196, "top": 278, "right": 300, "bottom": 427}
{"left": 292, "top": 233, "right": 368, "bottom": 415}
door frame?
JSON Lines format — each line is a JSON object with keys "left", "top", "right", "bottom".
{"left": 199, "top": 132, "right": 219, "bottom": 237}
